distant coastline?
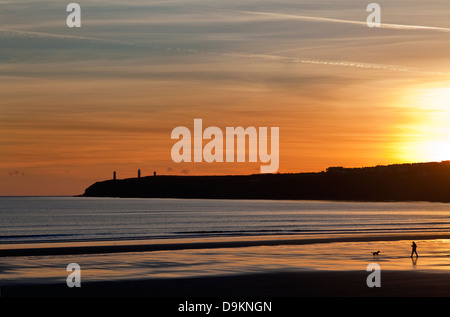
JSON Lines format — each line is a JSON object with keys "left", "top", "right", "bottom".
{"left": 82, "top": 161, "right": 450, "bottom": 202}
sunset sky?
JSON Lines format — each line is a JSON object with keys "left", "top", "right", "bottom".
{"left": 2, "top": 0, "right": 450, "bottom": 195}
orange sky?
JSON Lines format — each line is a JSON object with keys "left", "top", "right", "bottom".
{"left": 2, "top": 1, "right": 450, "bottom": 195}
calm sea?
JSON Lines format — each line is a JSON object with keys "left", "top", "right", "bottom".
{"left": 2, "top": 197, "right": 450, "bottom": 244}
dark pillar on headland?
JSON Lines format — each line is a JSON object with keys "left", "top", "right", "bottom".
{"left": 154, "top": 171, "right": 157, "bottom": 176}
{"left": 138, "top": 169, "right": 141, "bottom": 178}
{"left": 113, "top": 171, "right": 116, "bottom": 180}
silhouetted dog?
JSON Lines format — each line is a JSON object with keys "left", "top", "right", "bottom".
{"left": 372, "top": 251, "right": 380, "bottom": 256}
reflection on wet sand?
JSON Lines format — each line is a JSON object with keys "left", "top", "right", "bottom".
{"left": 1, "top": 238, "right": 449, "bottom": 285}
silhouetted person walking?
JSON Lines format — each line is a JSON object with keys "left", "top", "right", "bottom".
{"left": 411, "top": 241, "right": 418, "bottom": 257}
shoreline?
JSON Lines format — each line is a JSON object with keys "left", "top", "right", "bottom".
{"left": 2, "top": 234, "right": 449, "bottom": 298}
{"left": 1, "top": 232, "right": 450, "bottom": 257}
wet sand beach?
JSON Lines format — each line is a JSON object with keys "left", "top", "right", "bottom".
{"left": 3, "top": 270, "right": 450, "bottom": 297}
{"left": 1, "top": 233, "right": 450, "bottom": 297}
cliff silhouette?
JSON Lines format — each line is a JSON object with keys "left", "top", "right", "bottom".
{"left": 82, "top": 161, "right": 450, "bottom": 202}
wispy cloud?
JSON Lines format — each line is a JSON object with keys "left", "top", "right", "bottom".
{"left": 232, "top": 9, "right": 450, "bottom": 34}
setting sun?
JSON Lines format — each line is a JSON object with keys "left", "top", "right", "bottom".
{"left": 395, "top": 86, "right": 450, "bottom": 163}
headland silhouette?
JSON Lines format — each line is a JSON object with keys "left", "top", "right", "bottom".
{"left": 82, "top": 161, "right": 450, "bottom": 202}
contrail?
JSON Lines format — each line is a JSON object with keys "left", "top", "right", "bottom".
{"left": 0, "top": 28, "right": 135, "bottom": 45}
{"left": 218, "top": 51, "right": 450, "bottom": 76}
{"left": 235, "top": 9, "right": 450, "bottom": 33}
